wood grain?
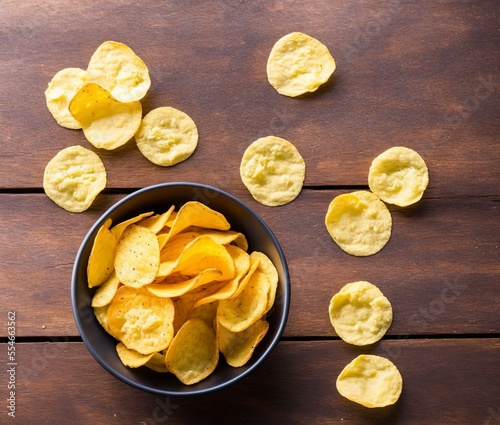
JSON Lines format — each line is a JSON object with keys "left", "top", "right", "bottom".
{"left": 3, "top": 339, "right": 499, "bottom": 424}
{"left": 0, "top": 0, "right": 499, "bottom": 195}
{"left": 1, "top": 192, "right": 498, "bottom": 337}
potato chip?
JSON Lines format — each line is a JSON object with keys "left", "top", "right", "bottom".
{"left": 110, "top": 211, "right": 154, "bottom": 241}
{"left": 325, "top": 190, "right": 392, "bottom": 256}
{"left": 114, "top": 224, "right": 160, "bottom": 287}
{"left": 329, "top": 281, "right": 392, "bottom": 346}
{"left": 368, "top": 146, "right": 429, "bottom": 207}
{"left": 86, "top": 40, "right": 151, "bottom": 103}
{"left": 116, "top": 342, "right": 155, "bottom": 368}
{"left": 43, "top": 145, "right": 106, "bottom": 213}
{"left": 191, "top": 228, "right": 248, "bottom": 251}
{"left": 251, "top": 251, "right": 278, "bottom": 313}
{"left": 69, "top": 82, "right": 142, "bottom": 150}
{"left": 91, "top": 272, "right": 120, "bottom": 307}
{"left": 144, "top": 352, "right": 168, "bottom": 373}
{"left": 217, "top": 269, "right": 271, "bottom": 332}
{"left": 166, "top": 318, "right": 219, "bottom": 385}
{"left": 137, "top": 205, "right": 175, "bottom": 234}
{"left": 135, "top": 107, "right": 199, "bottom": 167}
{"left": 87, "top": 218, "right": 117, "bottom": 288}
{"left": 107, "top": 286, "right": 175, "bottom": 355}
{"left": 240, "top": 136, "right": 306, "bottom": 206}
{"left": 336, "top": 354, "right": 403, "bottom": 408}
{"left": 45, "top": 67, "right": 87, "bottom": 129}
{"left": 189, "top": 301, "right": 218, "bottom": 325}
{"left": 218, "top": 318, "right": 269, "bottom": 367}
{"left": 146, "top": 268, "right": 222, "bottom": 298}
{"left": 267, "top": 32, "right": 336, "bottom": 97}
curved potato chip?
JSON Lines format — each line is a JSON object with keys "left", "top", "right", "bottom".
{"left": 251, "top": 251, "right": 278, "bottom": 313}
{"left": 69, "top": 83, "right": 142, "bottom": 150}
{"left": 45, "top": 67, "right": 87, "bottom": 129}
{"left": 267, "top": 32, "right": 335, "bottom": 97}
{"left": 43, "top": 145, "right": 106, "bottom": 213}
{"left": 114, "top": 224, "right": 160, "bottom": 287}
{"left": 240, "top": 136, "right": 306, "bottom": 206}
{"left": 87, "top": 218, "right": 117, "bottom": 288}
{"left": 218, "top": 318, "right": 269, "bottom": 367}
{"left": 116, "top": 342, "right": 155, "bottom": 368}
{"left": 137, "top": 205, "right": 175, "bottom": 234}
{"left": 325, "top": 191, "right": 392, "bottom": 256}
{"left": 329, "top": 281, "right": 393, "bottom": 345}
{"left": 166, "top": 318, "right": 219, "bottom": 385}
{"left": 146, "top": 268, "right": 221, "bottom": 298}
{"left": 336, "top": 355, "right": 403, "bottom": 408}
{"left": 192, "top": 228, "right": 248, "bottom": 252}
{"left": 111, "top": 211, "right": 154, "bottom": 241}
{"left": 135, "top": 107, "right": 198, "bottom": 167}
{"left": 217, "top": 269, "right": 271, "bottom": 332}
{"left": 189, "top": 301, "right": 218, "bottom": 325}
{"left": 108, "top": 286, "right": 175, "bottom": 355}
{"left": 91, "top": 272, "right": 120, "bottom": 307}
{"left": 369, "top": 146, "right": 429, "bottom": 207}
{"left": 86, "top": 40, "right": 151, "bottom": 103}
{"left": 144, "top": 352, "right": 168, "bottom": 373}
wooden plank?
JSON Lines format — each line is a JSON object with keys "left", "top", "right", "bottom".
{"left": 0, "top": 0, "right": 499, "bottom": 195}
{"left": 2, "top": 339, "right": 499, "bottom": 424}
{"left": 1, "top": 192, "right": 498, "bottom": 337}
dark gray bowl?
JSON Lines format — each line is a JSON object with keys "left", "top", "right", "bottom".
{"left": 71, "top": 182, "right": 290, "bottom": 396}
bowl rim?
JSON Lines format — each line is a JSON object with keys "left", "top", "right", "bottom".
{"left": 71, "top": 181, "right": 291, "bottom": 396}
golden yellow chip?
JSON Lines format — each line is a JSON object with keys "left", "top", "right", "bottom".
{"left": 146, "top": 268, "right": 222, "bottom": 298}
{"left": 144, "top": 352, "right": 168, "bottom": 373}
{"left": 45, "top": 67, "right": 88, "bottom": 129}
{"left": 336, "top": 354, "right": 403, "bottom": 408}
{"left": 218, "top": 319, "right": 269, "bottom": 367}
{"left": 114, "top": 224, "right": 160, "bottom": 287}
{"left": 91, "top": 272, "right": 120, "bottom": 307}
{"left": 116, "top": 342, "right": 155, "bottom": 368}
{"left": 217, "top": 269, "right": 271, "bottom": 332}
{"left": 87, "top": 218, "right": 117, "bottom": 288}
{"left": 328, "top": 281, "right": 392, "bottom": 346}
{"left": 107, "top": 286, "right": 175, "bottom": 355}
{"left": 368, "top": 146, "right": 429, "bottom": 207}
{"left": 135, "top": 107, "right": 199, "bottom": 167}
{"left": 69, "top": 82, "right": 142, "bottom": 150}
{"left": 110, "top": 211, "right": 154, "bottom": 241}
{"left": 165, "top": 318, "right": 219, "bottom": 385}
{"left": 240, "top": 136, "right": 306, "bottom": 206}
{"left": 267, "top": 32, "right": 336, "bottom": 97}
{"left": 325, "top": 190, "right": 392, "bottom": 256}
{"left": 251, "top": 251, "right": 278, "bottom": 313}
{"left": 86, "top": 40, "right": 151, "bottom": 103}
{"left": 43, "top": 145, "right": 106, "bottom": 213}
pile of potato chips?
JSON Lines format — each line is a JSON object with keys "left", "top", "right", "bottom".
{"left": 44, "top": 41, "right": 198, "bottom": 212}
{"left": 88, "top": 201, "right": 278, "bottom": 385}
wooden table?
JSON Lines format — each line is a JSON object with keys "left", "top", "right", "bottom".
{"left": 1, "top": 1, "right": 499, "bottom": 423}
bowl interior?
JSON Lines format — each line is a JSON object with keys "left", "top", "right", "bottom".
{"left": 72, "top": 182, "right": 290, "bottom": 395}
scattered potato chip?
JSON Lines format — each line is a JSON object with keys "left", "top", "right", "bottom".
{"left": 45, "top": 67, "right": 88, "bottom": 129}
{"left": 135, "top": 106, "right": 199, "bottom": 167}
{"left": 166, "top": 319, "right": 219, "bottom": 385}
{"left": 116, "top": 342, "right": 155, "bottom": 368}
{"left": 114, "top": 224, "right": 160, "bottom": 287}
{"left": 86, "top": 40, "right": 151, "bottom": 103}
{"left": 325, "top": 190, "right": 392, "bottom": 256}
{"left": 69, "top": 82, "right": 142, "bottom": 150}
{"left": 87, "top": 218, "right": 117, "bottom": 288}
{"left": 368, "top": 146, "right": 429, "bottom": 207}
{"left": 267, "top": 32, "right": 335, "bottom": 97}
{"left": 240, "top": 136, "right": 306, "bottom": 206}
{"left": 329, "top": 281, "right": 392, "bottom": 346}
{"left": 336, "top": 354, "right": 403, "bottom": 408}
{"left": 43, "top": 145, "right": 106, "bottom": 213}
{"left": 218, "top": 319, "right": 269, "bottom": 367}
{"left": 107, "top": 286, "right": 175, "bottom": 355}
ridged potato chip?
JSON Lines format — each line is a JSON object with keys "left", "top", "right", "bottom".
{"left": 218, "top": 319, "right": 269, "bottom": 367}
{"left": 69, "top": 82, "right": 142, "bottom": 150}
{"left": 325, "top": 190, "right": 392, "bottom": 256}
{"left": 43, "top": 145, "right": 106, "bottom": 212}
{"left": 336, "top": 354, "right": 403, "bottom": 408}
{"left": 240, "top": 136, "right": 306, "bottom": 206}
{"left": 267, "top": 32, "right": 335, "bottom": 97}
{"left": 107, "top": 286, "right": 175, "bottom": 355}
{"left": 369, "top": 146, "right": 429, "bottom": 207}
{"left": 166, "top": 319, "right": 219, "bottom": 385}
{"left": 135, "top": 106, "right": 198, "bottom": 167}
{"left": 45, "top": 67, "right": 87, "bottom": 129}
{"left": 86, "top": 40, "right": 151, "bottom": 103}
{"left": 329, "top": 281, "right": 392, "bottom": 346}
{"left": 114, "top": 224, "right": 160, "bottom": 288}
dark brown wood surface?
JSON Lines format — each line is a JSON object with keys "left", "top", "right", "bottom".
{"left": 1, "top": 0, "right": 499, "bottom": 423}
